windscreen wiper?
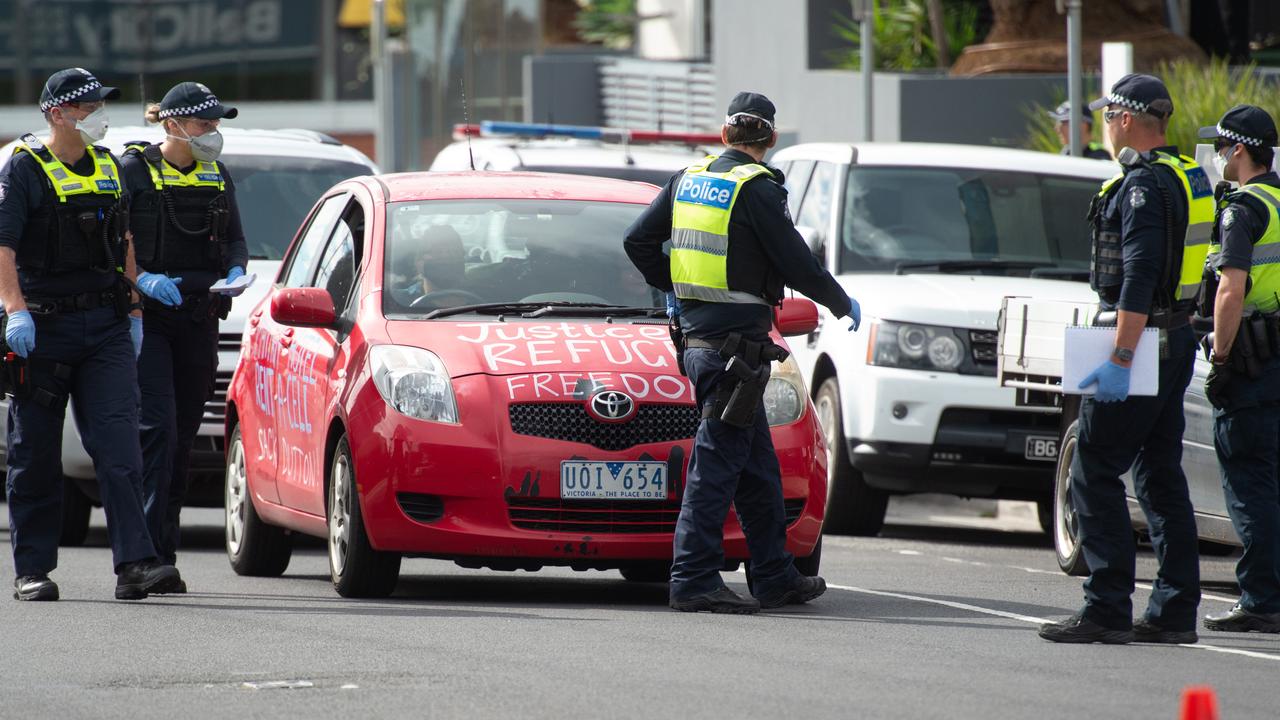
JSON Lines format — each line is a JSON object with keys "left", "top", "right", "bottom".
{"left": 1029, "top": 267, "right": 1090, "bottom": 281}
{"left": 521, "top": 305, "right": 666, "bottom": 319}
{"left": 894, "top": 259, "right": 1043, "bottom": 275}
{"left": 420, "top": 301, "right": 619, "bottom": 320}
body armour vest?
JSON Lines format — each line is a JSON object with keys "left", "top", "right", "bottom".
{"left": 670, "top": 157, "right": 774, "bottom": 305}
{"left": 13, "top": 135, "right": 125, "bottom": 276}
{"left": 1088, "top": 151, "right": 1214, "bottom": 306}
{"left": 1210, "top": 183, "right": 1280, "bottom": 314}
{"left": 125, "top": 142, "right": 229, "bottom": 274}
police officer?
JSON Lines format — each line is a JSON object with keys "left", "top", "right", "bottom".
{"left": 122, "top": 82, "right": 249, "bottom": 592}
{"left": 1198, "top": 105, "right": 1280, "bottom": 633}
{"left": 1039, "top": 74, "right": 1209, "bottom": 644}
{"left": 0, "top": 68, "right": 178, "bottom": 601}
{"left": 1048, "top": 101, "right": 1113, "bottom": 160}
{"left": 624, "top": 92, "right": 860, "bottom": 614}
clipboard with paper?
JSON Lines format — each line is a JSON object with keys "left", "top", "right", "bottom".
{"left": 1062, "top": 326, "right": 1160, "bottom": 396}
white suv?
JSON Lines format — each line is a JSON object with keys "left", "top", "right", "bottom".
{"left": 0, "top": 126, "right": 377, "bottom": 544}
{"left": 770, "top": 142, "right": 1114, "bottom": 535}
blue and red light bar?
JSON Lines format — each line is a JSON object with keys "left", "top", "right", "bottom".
{"left": 452, "top": 121, "right": 721, "bottom": 146}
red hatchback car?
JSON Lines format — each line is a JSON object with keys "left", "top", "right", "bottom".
{"left": 223, "top": 171, "right": 828, "bottom": 597}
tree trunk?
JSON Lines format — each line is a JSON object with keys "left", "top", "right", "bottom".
{"left": 926, "top": 0, "right": 950, "bottom": 68}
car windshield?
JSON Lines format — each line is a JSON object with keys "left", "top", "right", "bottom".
{"left": 839, "top": 167, "right": 1101, "bottom": 275}
{"left": 230, "top": 155, "right": 371, "bottom": 260}
{"left": 383, "top": 199, "right": 660, "bottom": 315}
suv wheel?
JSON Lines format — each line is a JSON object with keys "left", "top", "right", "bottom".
{"left": 1054, "top": 419, "right": 1088, "bottom": 576}
{"left": 815, "top": 377, "right": 888, "bottom": 536}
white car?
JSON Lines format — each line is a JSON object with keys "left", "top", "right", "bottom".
{"left": 0, "top": 126, "right": 377, "bottom": 544}
{"left": 769, "top": 142, "right": 1115, "bottom": 535}
{"left": 429, "top": 121, "right": 717, "bottom": 185}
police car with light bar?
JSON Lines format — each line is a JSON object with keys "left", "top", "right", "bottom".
{"left": 429, "top": 121, "right": 718, "bottom": 186}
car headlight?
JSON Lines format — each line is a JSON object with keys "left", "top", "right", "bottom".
{"left": 764, "top": 354, "right": 806, "bottom": 426}
{"left": 369, "top": 345, "right": 459, "bottom": 423}
{"left": 868, "top": 321, "right": 966, "bottom": 373}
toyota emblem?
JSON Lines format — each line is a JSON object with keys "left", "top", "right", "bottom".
{"left": 587, "top": 390, "right": 637, "bottom": 423}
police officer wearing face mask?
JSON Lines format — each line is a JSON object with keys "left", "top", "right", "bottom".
{"left": 119, "top": 82, "right": 250, "bottom": 591}
{"left": 624, "top": 92, "right": 860, "bottom": 614}
{"left": 1039, "top": 74, "right": 1211, "bottom": 644}
{"left": 1048, "top": 101, "right": 1112, "bottom": 160}
{"left": 0, "top": 68, "right": 179, "bottom": 601}
{"left": 1197, "top": 105, "right": 1280, "bottom": 634}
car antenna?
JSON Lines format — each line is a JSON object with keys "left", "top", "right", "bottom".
{"left": 460, "top": 76, "right": 475, "bottom": 171}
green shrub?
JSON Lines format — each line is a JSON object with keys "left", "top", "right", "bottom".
{"left": 828, "top": 0, "right": 980, "bottom": 71}
{"left": 1024, "top": 59, "right": 1280, "bottom": 156}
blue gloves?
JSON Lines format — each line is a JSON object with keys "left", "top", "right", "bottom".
{"left": 129, "top": 316, "right": 143, "bottom": 358}
{"left": 5, "top": 310, "right": 35, "bottom": 358}
{"left": 223, "top": 265, "right": 247, "bottom": 297}
{"left": 665, "top": 292, "right": 680, "bottom": 319}
{"left": 847, "top": 296, "right": 862, "bottom": 332}
{"left": 1079, "top": 360, "right": 1131, "bottom": 403}
{"left": 137, "top": 272, "right": 183, "bottom": 307}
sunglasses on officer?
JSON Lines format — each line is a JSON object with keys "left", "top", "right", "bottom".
{"left": 1213, "top": 137, "right": 1239, "bottom": 154}
{"left": 1103, "top": 108, "right": 1127, "bottom": 124}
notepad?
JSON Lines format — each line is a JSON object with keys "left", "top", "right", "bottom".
{"left": 1062, "top": 326, "right": 1160, "bottom": 396}
{"left": 210, "top": 272, "right": 256, "bottom": 295}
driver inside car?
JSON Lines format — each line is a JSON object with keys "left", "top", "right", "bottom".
{"left": 392, "top": 224, "right": 473, "bottom": 309}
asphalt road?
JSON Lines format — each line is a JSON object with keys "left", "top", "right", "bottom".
{"left": 1, "top": 497, "right": 1276, "bottom": 720}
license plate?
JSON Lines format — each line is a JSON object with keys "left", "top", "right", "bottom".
{"left": 1024, "top": 436, "right": 1058, "bottom": 461}
{"left": 560, "top": 461, "right": 667, "bottom": 500}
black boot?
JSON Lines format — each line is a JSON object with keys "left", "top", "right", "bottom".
{"left": 1204, "top": 604, "right": 1280, "bottom": 633}
{"left": 670, "top": 586, "right": 761, "bottom": 614}
{"left": 757, "top": 575, "right": 827, "bottom": 609}
{"left": 115, "top": 561, "right": 180, "bottom": 600}
{"left": 1038, "top": 611, "right": 1133, "bottom": 644}
{"left": 13, "top": 575, "right": 59, "bottom": 602}
{"left": 1133, "top": 617, "right": 1198, "bottom": 644}
{"left": 148, "top": 567, "right": 187, "bottom": 595}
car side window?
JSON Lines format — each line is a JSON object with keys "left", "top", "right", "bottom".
{"left": 784, "top": 160, "right": 816, "bottom": 219}
{"left": 313, "top": 200, "right": 366, "bottom": 313}
{"left": 282, "top": 193, "right": 350, "bottom": 288}
{"left": 796, "top": 161, "right": 836, "bottom": 232}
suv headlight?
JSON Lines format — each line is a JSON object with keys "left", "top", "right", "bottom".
{"left": 764, "top": 354, "right": 806, "bottom": 426}
{"left": 868, "top": 320, "right": 966, "bottom": 373}
{"left": 369, "top": 345, "right": 459, "bottom": 423}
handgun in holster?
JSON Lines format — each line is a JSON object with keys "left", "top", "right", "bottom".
{"left": 1234, "top": 315, "right": 1265, "bottom": 380}
{"left": 716, "top": 356, "right": 771, "bottom": 428}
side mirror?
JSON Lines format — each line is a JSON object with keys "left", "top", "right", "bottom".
{"left": 774, "top": 297, "right": 819, "bottom": 337}
{"left": 271, "top": 287, "right": 337, "bottom": 328}
{"left": 795, "top": 225, "right": 825, "bottom": 262}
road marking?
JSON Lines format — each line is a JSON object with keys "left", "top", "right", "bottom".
{"left": 895, "top": 550, "right": 922, "bottom": 556}
{"left": 824, "top": 582, "right": 1280, "bottom": 663}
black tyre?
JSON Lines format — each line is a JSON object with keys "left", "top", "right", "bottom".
{"left": 59, "top": 479, "right": 92, "bottom": 547}
{"left": 793, "top": 535, "right": 822, "bottom": 577}
{"left": 814, "top": 377, "right": 888, "bottom": 536}
{"left": 225, "top": 425, "right": 292, "bottom": 576}
{"left": 619, "top": 563, "right": 670, "bottom": 583}
{"left": 328, "top": 435, "right": 401, "bottom": 598}
{"left": 1054, "top": 420, "right": 1089, "bottom": 576}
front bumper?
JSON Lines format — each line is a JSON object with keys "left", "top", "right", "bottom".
{"left": 347, "top": 377, "right": 827, "bottom": 568}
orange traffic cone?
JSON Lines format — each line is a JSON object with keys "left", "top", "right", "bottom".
{"left": 1180, "top": 686, "right": 1219, "bottom": 720}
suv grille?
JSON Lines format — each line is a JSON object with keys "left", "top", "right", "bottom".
{"left": 507, "top": 497, "right": 807, "bottom": 534}
{"left": 508, "top": 403, "right": 700, "bottom": 451}
{"left": 202, "top": 370, "right": 234, "bottom": 426}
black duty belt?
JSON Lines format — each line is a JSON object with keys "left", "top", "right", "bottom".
{"left": 684, "top": 334, "right": 789, "bottom": 365}
{"left": 1092, "top": 309, "right": 1190, "bottom": 330}
{"left": 25, "top": 289, "right": 119, "bottom": 315}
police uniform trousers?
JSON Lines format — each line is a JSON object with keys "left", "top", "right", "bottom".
{"left": 1071, "top": 324, "right": 1201, "bottom": 630}
{"left": 1212, "top": 355, "right": 1280, "bottom": 615}
{"left": 6, "top": 306, "right": 156, "bottom": 575}
{"left": 138, "top": 297, "right": 218, "bottom": 566}
{"left": 669, "top": 346, "right": 800, "bottom": 600}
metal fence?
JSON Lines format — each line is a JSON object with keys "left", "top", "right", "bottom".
{"left": 599, "top": 58, "right": 717, "bottom": 132}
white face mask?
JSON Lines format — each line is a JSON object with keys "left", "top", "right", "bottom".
{"left": 168, "top": 121, "right": 223, "bottom": 162}
{"left": 75, "top": 106, "right": 109, "bottom": 144}
{"left": 1214, "top": 147, "right": 1232, "bottom": 178}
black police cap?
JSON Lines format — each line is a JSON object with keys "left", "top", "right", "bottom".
{"left": 39, "top": 68, "right": 120, "bottom": 113}
{"left": 1198, "top": 105, "right": 1278, "bottom": 147}
{"left": 726, "top": 91, "right": 775, "bottom": 128}
{"left": 1048, "top": 101, "right": 1093, "bottom": 124}
{"left": 158, "top": 82, "right": 239, "bottom": 121}
{"left": 1088, "top": 73, "right": 1173, "bottom": 119}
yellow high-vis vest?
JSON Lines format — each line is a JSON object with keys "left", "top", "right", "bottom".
{"left": 1211, "top": 183, "right": 1280, "bottom": 314}
{"left": 1151, "top": 151, "right": 1215, "bottom": 303}
{"left": 669, "top": 157, "right": 773, "bottom": 305}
